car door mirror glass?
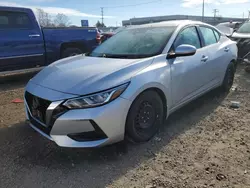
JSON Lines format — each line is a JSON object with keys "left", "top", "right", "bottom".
{"left": 167, "top": 44, "right": 196, "bottom": 59}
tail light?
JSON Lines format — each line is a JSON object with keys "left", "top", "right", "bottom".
{"left": 96, "top": 32, "right": 101, "bottom": 44}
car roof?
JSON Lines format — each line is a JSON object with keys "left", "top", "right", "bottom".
{"left": 0, "top": 6, "right": 32, "bottom": 12}
{"left": 126, "top": 20, "right": 209, "bottom": 29}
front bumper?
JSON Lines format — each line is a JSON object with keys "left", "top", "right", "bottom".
{"left": 25, "top": 84, "right": 132, "bottom": 148}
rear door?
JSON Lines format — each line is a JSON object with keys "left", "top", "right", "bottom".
{"left": 198, "top": 26, "right": 229, "bottom": 86}
{"left": 170, "top": 26, "right": 208, "bottom": 106}
{"left": 0, "top": 10, "right": 45, "bottom": 72}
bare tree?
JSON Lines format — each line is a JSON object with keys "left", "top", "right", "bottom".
{"left": 96, "top": 20, "right": 106, "bottom": 28}
{"left": 53, "top": 14, "right": 71, "bottom": 27}
{"left": 36, "top": 8, "right": 54, "bottom": 27}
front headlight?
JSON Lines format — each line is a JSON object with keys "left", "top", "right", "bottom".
{"left": 63, "top": 83, "right": 129, "bottom": 109}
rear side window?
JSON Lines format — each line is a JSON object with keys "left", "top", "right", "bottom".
{"left": 0, "top": 11, "right": 32, "bottom": 29}
{"left": 213, "top": 30, "right": 220, "bottom": 41}
{"left": 0, "top": 15, "right": 8, "bottom": 26}
{"left": 174, "top": 27, "right": 201, "bottom": 49}
{"left": 200, "top": 27, "right": 217, "bottom": 46}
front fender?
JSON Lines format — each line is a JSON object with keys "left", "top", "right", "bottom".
{"left": 120, "top": 55, "right": 172, "bottom": 116}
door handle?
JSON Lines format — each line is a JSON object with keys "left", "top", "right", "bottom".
{"left": 29, "top": 34, "right": 40, "bottom": 38}
{"left": 224, "top": 47, "right": 230, "bottom": 52}
{"left": 201, "top": 55, "right": 208, "bottom": 62}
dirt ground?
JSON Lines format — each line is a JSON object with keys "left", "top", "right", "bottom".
{"left": 0, "top": 65, "right": 249, "bottom": 188}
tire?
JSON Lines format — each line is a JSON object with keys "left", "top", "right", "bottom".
{"left": 61, "top": 48, "right": 82, "bottom": 58}
{"left": 125, "top": 90, "right": 164, "bottom": 143}
{"left": 221, "top": 62, "right": 235, "bottom": 92}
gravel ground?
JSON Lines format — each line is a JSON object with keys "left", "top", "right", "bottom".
{"left": 0, "top": 65, "right": 249, "bottom": 188}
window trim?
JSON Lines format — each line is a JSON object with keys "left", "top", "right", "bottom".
{"left": 170, "top": 25, "right": 202, "bottom": 52}
{"left": 213, "top": 29, "right": 221, "bottom": 42}
{"left": 197, "top": 25, "right": 219, "bottom": 47}
{"left": 0, "top": 10, "right": 34, "bottom": 30}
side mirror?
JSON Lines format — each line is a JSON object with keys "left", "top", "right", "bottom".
{"left": 167, "top": 44, "right": 197, "bottom": 59}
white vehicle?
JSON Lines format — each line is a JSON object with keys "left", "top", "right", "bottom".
{"left": 24, "top": 20, "right": 238, "bottom": 148}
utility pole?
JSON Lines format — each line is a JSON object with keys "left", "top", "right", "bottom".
{"left": 248, "top": 11, "right": 250, "bottom": 20}
{"left": 213, "top": 9, "right": 219, "bottom": 24}
{"left": 101, "top": 7, "right": 104, "bottom": 26}
{"left": 202, "top": 0, "right": 205, "bottom": 22}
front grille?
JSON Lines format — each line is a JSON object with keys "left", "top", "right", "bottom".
{"left": 28, "top": 113, "right": 51, "bottom": 136}
{"left": 25, "top": 92, "right": 68, "bottom": 136}
{"left": 25, "top": 92, "right": 51, "bottom": 124}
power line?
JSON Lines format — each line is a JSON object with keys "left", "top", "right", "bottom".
{"left": 103, "top": 0, "right": 162, "bottom": 9}
{"left": 100, "top": 0, "right": 162, "bottom": 25}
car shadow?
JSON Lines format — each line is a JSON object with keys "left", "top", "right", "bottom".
{"left": 0, "top": 89, "right": 228, "bottom": 188}
{"left": 0, "top": 71, "right": 38, "bottom": 91}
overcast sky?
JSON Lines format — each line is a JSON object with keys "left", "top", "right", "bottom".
{"left": 0, "top": 0, "right": 249, "bottom": 26}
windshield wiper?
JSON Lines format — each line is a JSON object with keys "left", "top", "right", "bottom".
{"left": 88, "top": 52, "right": 152, "bottom": 59}
{"left": 101, "top": 54, "right": 150, "bottom": 59}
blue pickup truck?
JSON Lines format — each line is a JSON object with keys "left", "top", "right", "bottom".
{"left": 0, "top": 6, "right": 100, "bottom": 72}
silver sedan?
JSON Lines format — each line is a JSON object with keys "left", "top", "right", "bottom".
{"left": 24, "top": 20, "right": 237, "bottom": 148}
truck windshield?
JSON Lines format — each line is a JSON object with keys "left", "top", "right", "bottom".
{"left": 237, "top": 22, "right": 250, "bottom": 33}
{"left": 89, "top": 26, "right": 176, "bottom": 59}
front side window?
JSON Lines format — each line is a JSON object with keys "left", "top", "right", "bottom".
{"left": 89, "top": 26, "right": 176, "bottom": 58}
{"left": 174, "top": 27, "right": 201, "bottom": 49}
{"left": 200, "top": 27, "right": 217, "bottom": 46}
{"left": 0, "top": 11, "right": 32, "bottom": 29}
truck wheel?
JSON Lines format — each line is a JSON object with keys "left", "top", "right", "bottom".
{"left": 61, "top": 48, "right": 82, "bottom": 58}
{"left": 125, "top": 90, "right": 164, "bottom": 143}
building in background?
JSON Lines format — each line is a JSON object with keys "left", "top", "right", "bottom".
{"left": 122, "top": 15, "right": 246, "bottom": 26}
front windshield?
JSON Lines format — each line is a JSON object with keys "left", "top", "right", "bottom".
{"left": 114, "top": 27, "right": 125, "bottom": 34}
{"left": 237, "top": 22, "right": 250, "bottom": 33}
{"left": 89, "top": 26, "right": 176, "bottom": 58}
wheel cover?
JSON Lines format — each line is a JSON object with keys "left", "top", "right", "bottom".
{"left": 134, "top": 101, "right": 158, "bottom": 133}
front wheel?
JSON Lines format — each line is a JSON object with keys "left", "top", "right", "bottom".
{"left": 221, "top": 62, "right": 235, "bottom": 92}
{"left": 125, "top": 90, "right": 164, "bottom": 143}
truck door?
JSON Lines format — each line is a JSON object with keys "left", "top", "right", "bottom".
{"left": 0, "top": 10, "right": 45, "bottom": 72}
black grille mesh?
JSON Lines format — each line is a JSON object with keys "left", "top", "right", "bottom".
{"left": 25, "top": 92, "right": 51, "bottom": 124}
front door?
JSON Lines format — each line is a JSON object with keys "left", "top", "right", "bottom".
{"left": 170, "top": 26, "right": 208, "bottom": 106}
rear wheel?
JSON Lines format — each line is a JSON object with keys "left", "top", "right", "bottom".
{"left": 61, "top": 48, "right": 82, "bottom": 58}
{"left": 221, "top": 62, "right": 235, "bottom": 92}
{"left": 125, "top": 90, "right": 164, "bottom": 143}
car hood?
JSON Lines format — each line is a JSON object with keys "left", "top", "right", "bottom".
{"left": 231, "top": 32, "right": 250, "bottom": 39}
{"left": 230, "top": 32, "right": 250, "bottom": 59}
{"left": 30, "top": 55, "right": 153, "bottom": 95}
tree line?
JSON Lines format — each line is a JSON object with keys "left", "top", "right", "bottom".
{"left": 36, "top": 8, "right": 71, "bottom": 27}
{"left": 37, "top": 8, "right": 106, "bottom": 28}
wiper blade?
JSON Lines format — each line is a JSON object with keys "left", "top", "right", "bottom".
{"left": 103, "top": 54, "right": 149, "bottom": 59}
